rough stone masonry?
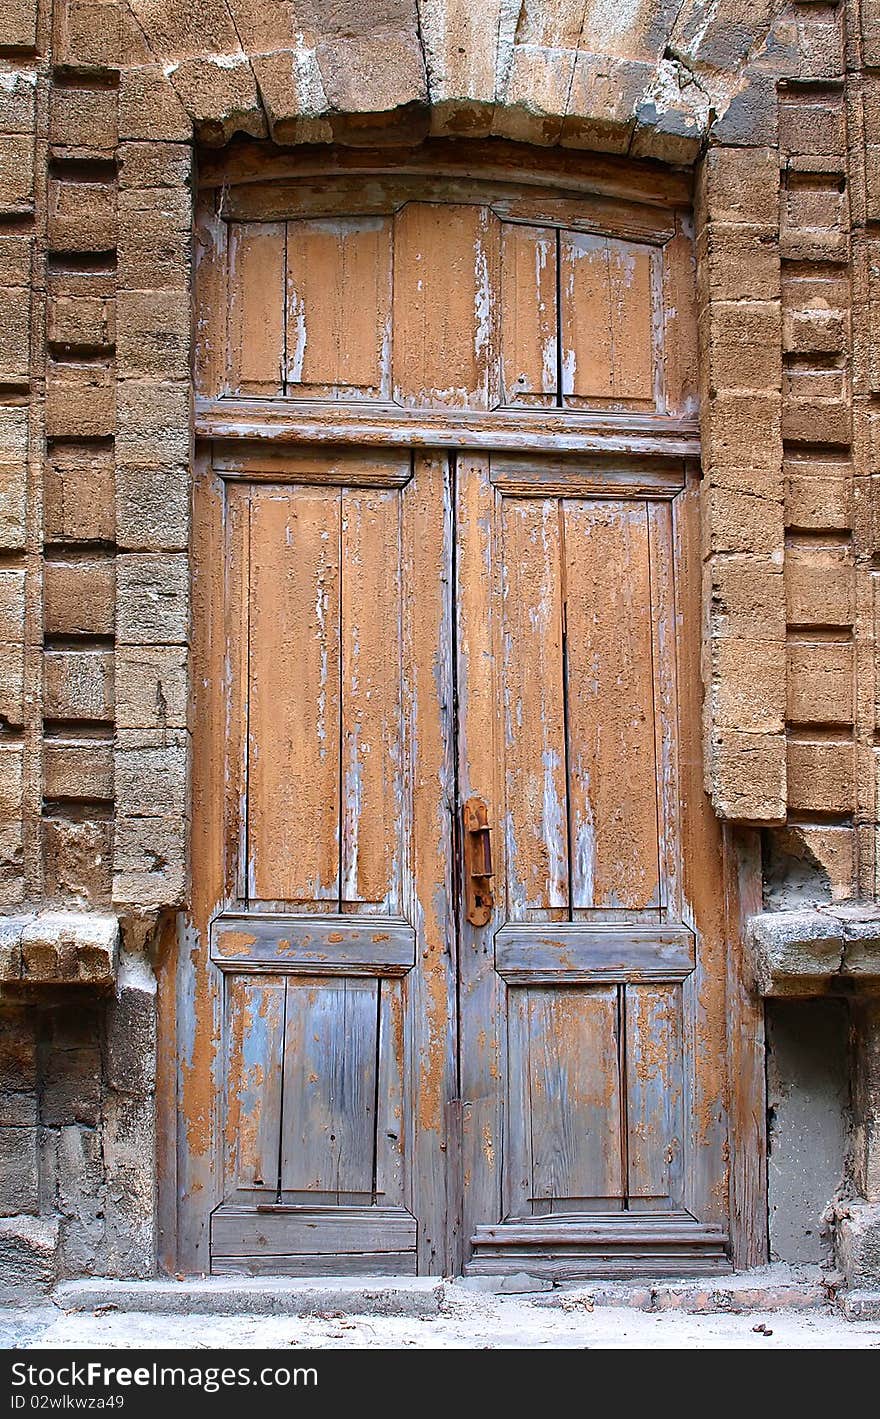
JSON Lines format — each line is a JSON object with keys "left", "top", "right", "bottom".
{"left": 3, "top": 0, "right": 880, "bottom": 1308}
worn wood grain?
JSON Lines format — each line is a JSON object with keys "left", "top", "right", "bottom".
{"left": 393, "top": 203, "right": 499, "bottom": 410}
{"left": 212, "top": 1205, "right": 416, "bottom": 1255}
{"left": 494, "top": 924, "right": 695, "bottom": 983}
{"left": 560, "top": 233, "right": 656, "bottom": 407}
{"left": 246, "top": 486, "right": 341, "bottom": 903}
{"left": 500, "top": 222, "right": 557, "bottom": 406}
{"left": 501, "top": 495, "right": 568, "bottom": 917}
{"left": 286, "top": 217, "right": 392, "bottom": 398}
{"left": 281, "top": 976, "right": 377, "bottom": 1198}
{"left": 212, "top": 444, "right": 411, "bottom": 487}
{"left": 227, "top": 222, "right": 285, "bottom": 396}
{"left": 210, "top": 915, "right": 415, "bottom": 975}
{"left": 625, "top": 982, "right": 684, "bottom": 1210}
{"left": 490, "top": 454, "right": 683, "bottom": 498}
{"left": 340, "top": 488, "right": 401, "bottom": 908}
{"left": 223, "top": 974, "right": 285, "bottom": 1196}
{"left": 563, "top": 499, "right": 660, "bottom": 910}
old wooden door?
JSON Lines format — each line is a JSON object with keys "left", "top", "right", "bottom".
{"left": 169, "top": 143, "right": 763, "bottom": 1279}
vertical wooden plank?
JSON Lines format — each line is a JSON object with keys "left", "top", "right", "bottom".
{"left": 674, "top": 472, "right": 730, "bottom": 1226}
{"left": 227, "top": 222, "right": 285, "bottom": 396}
{"left": 501, "top": 496, "right": 568, "bottom": 917}
{"left": 500, "top": 222, "right": 557, "bottom": 405}
{"left": 176, "top": 457, "right": 227, "bottom": 1270}
{"left": 648, "top": 499, "right": 682, "bottom": 918}
{"left": 340, "top": 488, "right": 402, "bottom": 910}
{"left": 625, "top": 982, "right": 684, "bottom": 1210}
{"left": 564, "top": 499, "right": 661, "bottom": 911}
{"left": 286, "top": 217, "right": 392, "bottom": 397}
{"left": 560, "top": 232, "right": 656, "bottom": 405}
{"left": 193, "top": 193, "right": 228, "bottom": 399}
{"left": 224, "top": 485, "right": 250, "bottom": 901}
{"left": 247, "top": 487, "right": 341, "bottom": 904}
{"left": 376, "top": 979, "right": 406, "bottom": 1206}
{"left": 402, "top": 453, "right": 457, "bottom": 1271}
{"left": 224, "top": 974, "right": 285, "bottom": 1195}
{"left": 725, "top": 826, "right": 769, "bottom": 1266}
{"left": 456, "top": 453, "right": 505, "bottom": 1251}
{"left": 560, "top": 232, "right": 611, "bottom": 398}
{"left": 527, "top": 986, "right": 623, "bottom": 1207}
{"left": 393, "top": 203, "right": 499, "bottom": 409}
{"left": 504, "top": 989, "right": 534, "bottom": 1219}
{"left": 281, "top": 976, "right": 378, "bottom": 1197}
{"left": 662, "top": 212, "right": 698, "bottom": 419}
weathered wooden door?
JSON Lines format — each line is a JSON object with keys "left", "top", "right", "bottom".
{"left": 169, "top": 143, "right": 763, "bottom": 1279}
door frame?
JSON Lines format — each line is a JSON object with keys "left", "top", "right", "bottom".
{"left": 157, "top": 145, "right": 767, "bottom": 1276}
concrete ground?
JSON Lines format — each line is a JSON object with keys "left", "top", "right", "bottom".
{"left": 2, "top": 1269, "right": 880, "bottom": 1349}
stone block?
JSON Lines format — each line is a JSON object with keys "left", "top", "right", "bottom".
{"left": 700, "top": 300, "right": 782, "bottom": 393}
{"left": 787, "top": 642, "right": 854, "bottom": 726}
{"left": 0, "top": 744, "right": 24, "bottom": 905}
{"left": 115, "top": 382, "right": 190, "bottom": 466}
{"left": 104, "top": 952, "right": 156, "bottom": 1097}
{"left": 783, "top": 306, "right": 846, "bottom": 356}
{"left": 702, "top": 392, "right": 782, "bottom": 475}
{"left": 697, "top": 147, "right": 779, "bottom": 227}
{"left": 707, "top": 638, "right": 785, "bottom": 734}
{"left": 561, "top": 55, "right": 650, "bottom": 155}
{"left": 50, "top": 84, "right": 118, "bottom": 154}
{"left": 119, "top": 65, "right": 191, "bottom": 143}
{"left": 115, "top": 465, "right": 189, "bottom": 551}
{"left": 0, "top": 567, "right": 25, "bottom": 643}
{"left": 0, "top": 918, "right": 23, "bottom": 984}
{"left": 118, "top": 141, "right": 192, "bottom": 191}
{"left": 836, "top": 1201, "right": 880, "bottom": 1288}
{"left": 0, "top": 1004, "right": 36, "bottom": 1090}
{"left": 42, "top": 817, "right": 114, "bottom": 907}
{"left": 5, "top": 0, "right": 38, "bottom": 48}
{"left": 249, "top": 50, "right": 333, "bottom": 146}
{"left": 117, "top": 193, "right": 192, "bottom": 291}
{"left": 708, "top": 728, "right": 787, "bottom": 824}
{"left": 167, "top": 54, "right": 266, "bottom": 146}
{"left": 781, "top": 395, "right": 851, "bottom": 446}
{"left": 787, "top": 740, "right": 855, "bottom": 815}
{"left": 0, "top": 133, "right": 34, "bottom": 214}
{"left": 0, "top": 1126, "right": 39, "bottom": 1214}
{"left": 702, "top": 484, "right": 784, "bottom": 557}
{"left": 0, "top": 1217, "right": 59, "bottom": 1304}
{"left": 785, "top": 546, "right": 854, "bottom": 628}
{"left": 0, "top": 238, "right": 32, "bottom": 384}
{"left": 116, "top": 290, "right": 190, "bottom": 382}
{"left": 115, "top": 645, "right": 187, "bottom": 730}
{"left": 45, "top": 360, "right": 116, "bottom": 441}
{"left": 116, "top": 552, "right": 189, "bottom": 644}
{"left": 53, "top": 0, "right": 121, "bottom": 71}
{"left": 785, "top": 460, "right": 850, "bottom": 531}
{"left": 44, "top": 557, "right": 115, "bottom": 638}
{"left": 101, "top": 1090, "right": 155, "bottom": 1278}
{"left": 112, "top": 814, "right": 186, "bottom": 908}
{"left": 44, "top": 741, "right": 114, "bottom": 802}
{"left": 44, "top": 649, "right": 114, "bottom": 722}
{"left": 707, "top": 555, "right": 786, "bottom": 640}
{"left": 44, "top": 442, "right": 116, "bottom": 544}
{"left": 48, "top": 293, "right": 116, "bottom": 352}
{"left": 57, "top": 1124, "right": 106, "bottom": 1274}
{"left": 19, "top": 911, "right": 118, "bottom": 985}
{"left": 115, "top": 730, "right": 189, "bottom": 817}
{"left": 0, "top": 406, "right": 28, "bottom": 549}
{"left": 41, "top": 1048, "right": 101, "bottom": 1128}
{"left": 696, "top": 223, "right": 780, "bottom": 306}
{"left": 48, "top": 176, "right": 117, "bottom": 252}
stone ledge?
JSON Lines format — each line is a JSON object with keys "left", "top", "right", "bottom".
{"left": 746, "top": 906, "right": 880, "bottom": 996}
{"left": 0, "top": 912, "right": 119, "bottom": 987}
{"left": 0, "top": 1217, "right": 59, "bottom": 1304}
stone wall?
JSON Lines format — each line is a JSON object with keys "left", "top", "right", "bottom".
{"left": 1, "top": 0, "right": 880, "bottom": 1289}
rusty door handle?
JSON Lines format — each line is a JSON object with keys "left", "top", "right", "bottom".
{"left": 463, "top": 796, "right": 494, "bottom": 927}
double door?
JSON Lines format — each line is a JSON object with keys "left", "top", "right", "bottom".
{"left": 178, "top": 445, "right": 734, "bottom": 1278}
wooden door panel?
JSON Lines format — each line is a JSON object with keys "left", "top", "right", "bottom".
{"left": 507, "top": 985, "right": 623, "bottom": 1217}
{"left": 625, "top": 982, "right": 685, "bottom": 1211}
{"left": 560, "top": 233, "right": 658, "bottom": 407}
{"left": 500, "top": 496, "right": 568, "bottom": 916}
{"left": 286, "top": 217, "right": 393, "bottom": 398}
{"left": 499, "top": 222, "right": 558, "bottom": 406}
{"left": 563, "top": 499, "right": 660, "bottom": 910}
{"left": 223, "top": 973, "right": 286, "bottom": 1198}
{"left": 246, "top": 486, "right": 342, "bottom": 904}
{"left": 227, "top": 221, "right": 286, "bottom": 396}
